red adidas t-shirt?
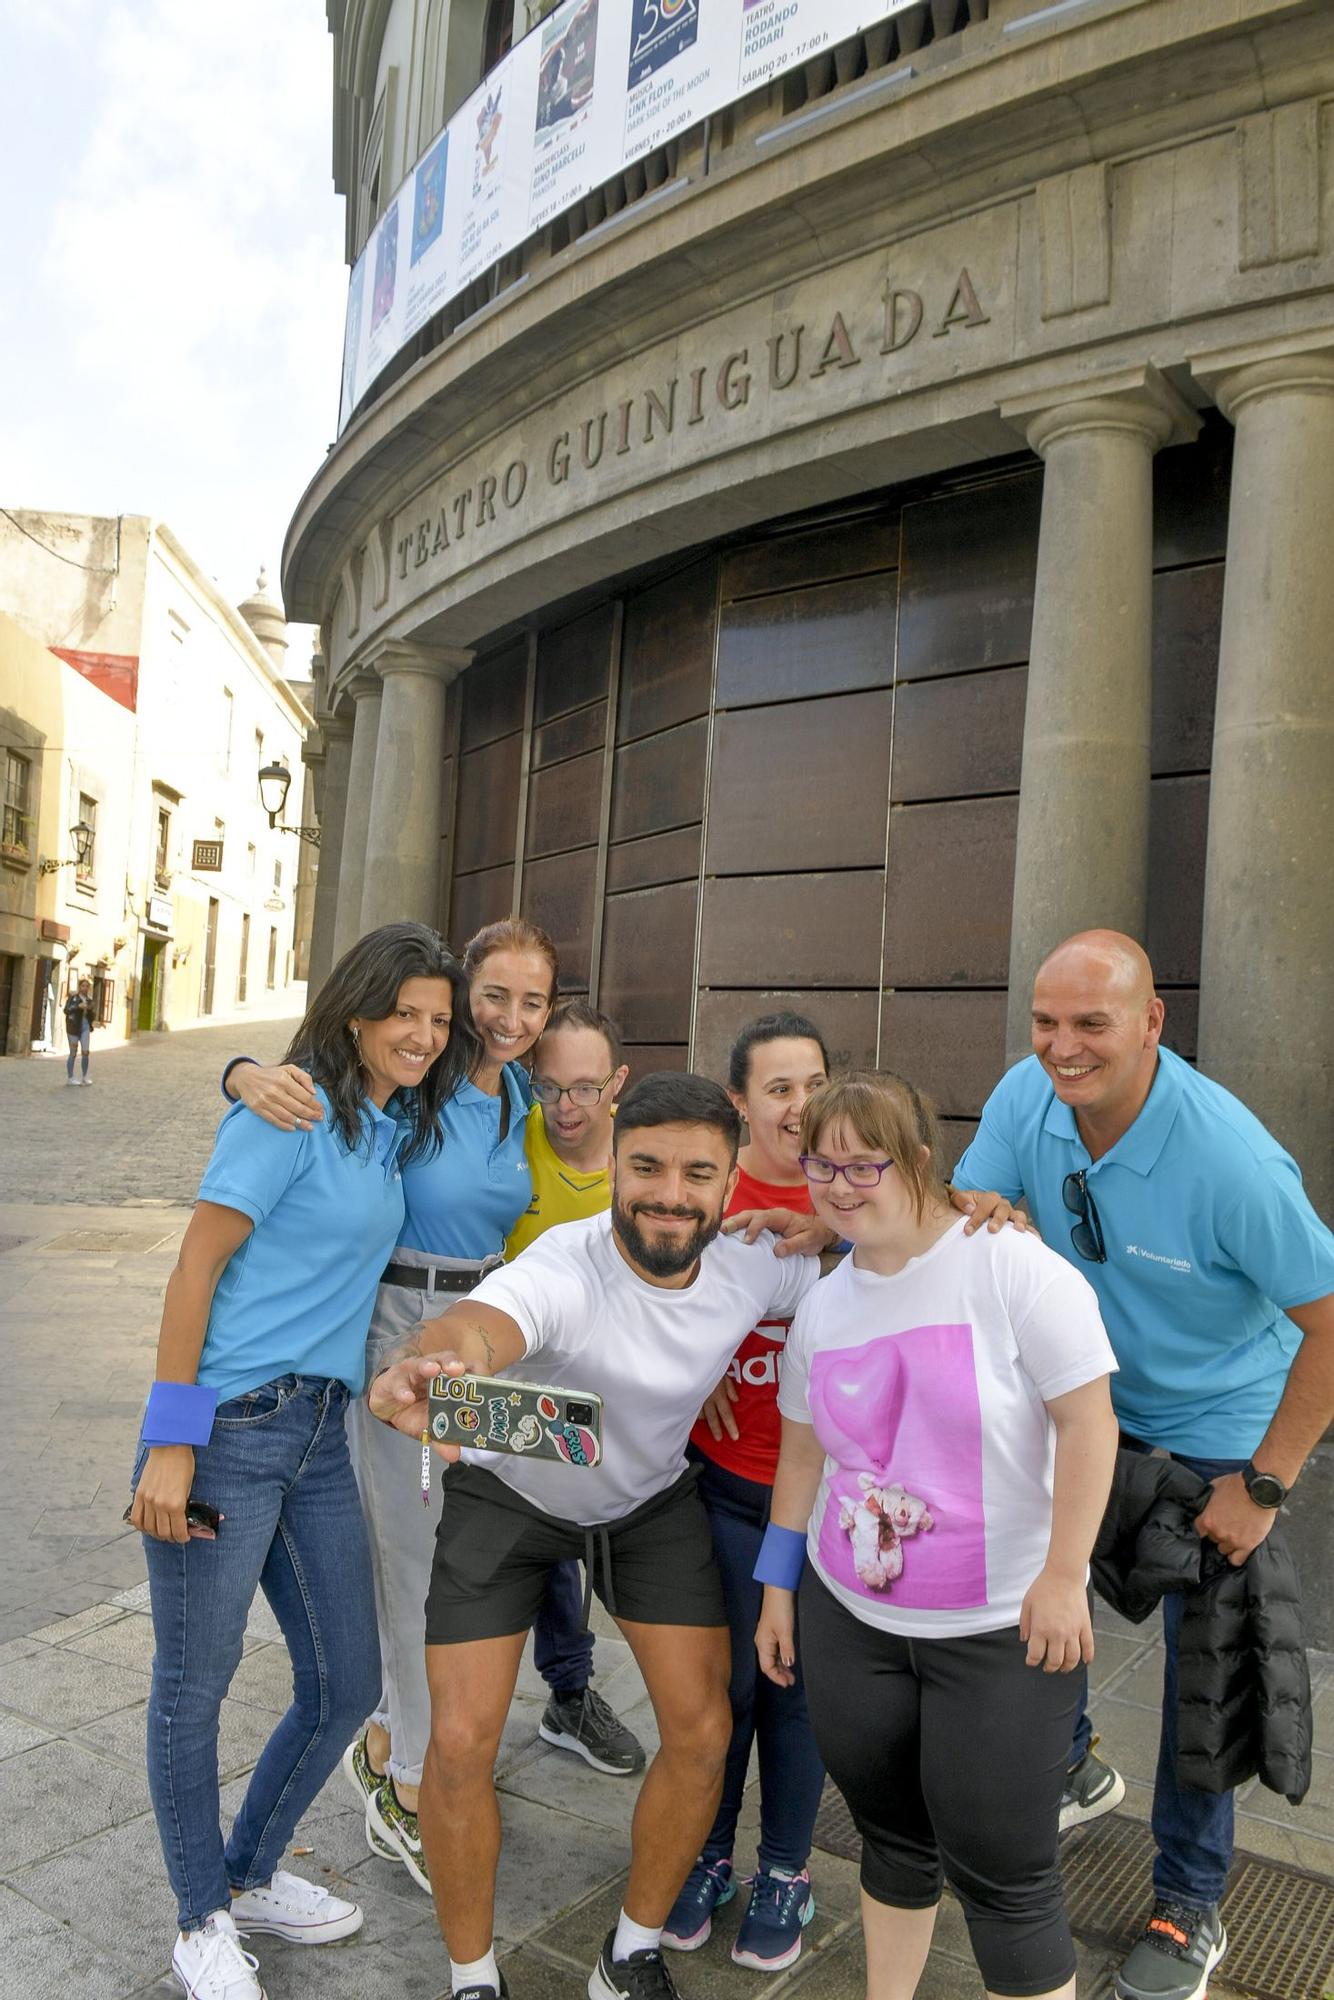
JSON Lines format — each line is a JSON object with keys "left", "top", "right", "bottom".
{"left": 689, "top": 1164, "right": 814, "bottom": 1486}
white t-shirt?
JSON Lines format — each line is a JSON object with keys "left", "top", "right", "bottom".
{"left": 467, "top": 1212, "right": 819, "bottom": 1525}
{"left": 777, "top": 1217, "right": 1117, "bottom": 1637}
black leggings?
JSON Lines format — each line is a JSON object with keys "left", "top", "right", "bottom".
{"left": 800, "top": 1568, "right": 1078, "bottom": 1998}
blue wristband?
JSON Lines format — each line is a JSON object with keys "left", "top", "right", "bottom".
{"left": 141, "top": 1382, "right": 219, "bottom": 1447}
{"left": 220, "top": 1055, "right": 256, "bottom": 1102}
{"left": 753, "top": 1523, "right": 807, "bottom": 1590}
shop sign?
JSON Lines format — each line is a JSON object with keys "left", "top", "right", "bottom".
{"left": 148, "top": 895, "right": 173, "bottom": 930}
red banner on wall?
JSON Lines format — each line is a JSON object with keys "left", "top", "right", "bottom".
{"left": 50, "top": 647, "right": 139, "bottom": 713}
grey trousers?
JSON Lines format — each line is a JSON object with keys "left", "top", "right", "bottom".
{"left": 345, "top": 1249, "right": 461, "bottom": 1787}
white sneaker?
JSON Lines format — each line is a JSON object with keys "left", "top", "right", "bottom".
{"left": 172, "top": 1911, "right": 266, "bottom": 1998}
{"left": 229, "top": 1869, "right": 363, "bottom": 1943}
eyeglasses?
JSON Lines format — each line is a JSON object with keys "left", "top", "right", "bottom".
{"left": 798, "top": 1155, "right": 895, "bottom": 1188}
{"left": 1062, "top": 1169, "right": 1107, "bottom": 1263}
{"left": 531, "top": 1070, "right": 616, "bottom": 1108}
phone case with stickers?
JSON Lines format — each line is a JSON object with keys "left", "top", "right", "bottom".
{"left": 428, "top": 1374, "right": 603, "bottom": 1468}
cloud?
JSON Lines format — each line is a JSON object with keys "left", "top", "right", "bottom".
{"left": 2, "top": 0, "right": 348, "bottom": 623}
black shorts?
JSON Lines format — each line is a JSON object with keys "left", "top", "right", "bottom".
{"left": 424, "top": 1461, "right": 728, "bottom": 1643}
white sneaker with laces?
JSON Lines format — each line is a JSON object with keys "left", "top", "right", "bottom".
{"left": 229, "top": 1868, "right": 363, "bottom": 1943}
{"left": 171, "top": 1910, "right": 266, "bottom": 1999}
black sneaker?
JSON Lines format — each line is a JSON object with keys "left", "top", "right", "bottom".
{"left": 589, "top": 1930, "right": 679, "bottom": 2000}
{"left": 540, "top": 1687, "right": 647, "bottom": 1775}
{"left": 1060, "top": 1738, "right": 1127, "bottom": 1832}
{"left": 454, "top": 1976, "right": 510, "bottom": 2000}
{"left": 1115, "top": 1900, "right": 1227, "bottom": 2000}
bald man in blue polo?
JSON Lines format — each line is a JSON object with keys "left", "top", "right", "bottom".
{"left": 955, "top": 930, "right": 1334, "bottom": 2000}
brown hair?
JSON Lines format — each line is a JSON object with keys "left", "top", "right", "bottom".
{"left": 799, "top": 1070, "right": 950, "bottom": 1224}
{"left": 539, "top": 997, "right": 624, "bottom": 1069}
{"left": 462, "top": 916, "right": 559, "bottom": 999}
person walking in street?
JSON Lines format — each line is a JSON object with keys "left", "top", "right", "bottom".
{"left": 757, "top": 1069, "right": 1119, "bottom": 2000}
{"left": 64, "top": 976, "right": 95, "bottom": 1085}
{"left": 223, "top": 918, "right": 642, "bottom": 1898}
{"left": 368, "top": 1071, "right": 823, "bottom": 2000}
{"left": 128, "top": 922, "right": 469, "bottom": 2000}
{"left": 954, "top": 929, "right": 1334, "bottom": 2000}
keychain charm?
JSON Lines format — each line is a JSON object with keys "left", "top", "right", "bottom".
{"left": 421, "top": 1430, "right": 432, "bottom": 1506}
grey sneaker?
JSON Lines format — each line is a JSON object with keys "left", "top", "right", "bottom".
{"left": 540, "top": 1687, "right": 647, "bottom": 1775}
{"left": 1060, "top": 1739, "right": 1126, "bottom": 1832}
{"left": 1116, "top": 1900, "right": 1227, "bottom": 2000}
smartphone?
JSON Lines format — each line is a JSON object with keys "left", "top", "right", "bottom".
{"left": 122, "top": 1499, "right": 223, "bottom": 1534}
{"left": 428, "top": 1374, "right": 603, "bottom": 1468}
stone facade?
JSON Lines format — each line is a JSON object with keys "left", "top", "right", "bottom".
{"left": 289, "top": 0, "right": 1334, "bottom": 1621}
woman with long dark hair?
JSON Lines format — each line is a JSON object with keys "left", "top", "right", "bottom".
{"left": 226, "top": 915, "right": 643, "bottom": 1894}
{"left": 129, "top": 922, "right": 470, "bottom": 2000}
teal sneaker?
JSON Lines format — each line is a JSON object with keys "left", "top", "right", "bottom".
{"left": 661, "top": 1856, "right": 735, "bottom": 1951}
{"left": 730, "top": 1868, "right": 814, "bottom": 1972}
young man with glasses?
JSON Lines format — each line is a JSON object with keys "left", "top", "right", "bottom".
{"left": 955, "top": 929, "right": 1334, "bottom": 2000}
{"left": 505, "top": 999, "right": 643, "bottom": 1776}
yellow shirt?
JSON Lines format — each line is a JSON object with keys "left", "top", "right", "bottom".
{"left": 505, "top": 1103, "right": 611, "bottom": 1257}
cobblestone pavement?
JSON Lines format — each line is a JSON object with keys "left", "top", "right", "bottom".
{"left": 0, "top": 1009, "right": 304, "bottom": 1206}
{"left": 0, "top": 1023, "right": 1327, "bottom": 1997}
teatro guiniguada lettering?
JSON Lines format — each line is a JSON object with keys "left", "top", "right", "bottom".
{"left": 391, "top": 268, "right": 989, "bottom": 579}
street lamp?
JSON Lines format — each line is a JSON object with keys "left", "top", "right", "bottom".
{"left": 39, "top": 818, "right": 95, "bottom": 875}
{"left": 257, "top": 760, "right": 321, "bottom": 847}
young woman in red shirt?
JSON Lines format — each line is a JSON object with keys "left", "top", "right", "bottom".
{"left": 666, "top": 1012, "right": 831, "bottom": 1973}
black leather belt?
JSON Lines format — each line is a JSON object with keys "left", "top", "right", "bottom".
{"left": 381, "top": 1262, "right": 486, "bottom": 1295}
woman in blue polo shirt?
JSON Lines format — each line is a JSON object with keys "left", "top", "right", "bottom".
{"left": 225, "top": 917, "right": 641, "bottom": 1893}
{"left": 129, "top": 922, "right": 470, "bottom": 2000}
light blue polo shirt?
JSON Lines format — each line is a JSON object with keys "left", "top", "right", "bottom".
{"left": 396, "top": 1061, "right": 532, "bottom": 1257}
{"left": 955, "top": 1049, "right": 1334, "bottom": 1455}
{"left": 197, "top": 1086, "right": 410, "bottom": 1402}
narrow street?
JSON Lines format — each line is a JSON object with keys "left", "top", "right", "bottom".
{"left": 0, "top": 1019, "right": 1324, "bottom": 1997}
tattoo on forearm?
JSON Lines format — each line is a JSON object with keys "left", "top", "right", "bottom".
{"left": 380, "top": 1329, "right": 425, "bottom": 1375}
{"left": 461, "top": 1320, "right": 496, "bottom": 1371}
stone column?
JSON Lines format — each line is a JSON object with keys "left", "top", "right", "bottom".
{"left": 359, "top": 641, "right": 470, "bottom": 932}
{"left": 1191, "top": 338, "right": 1334, "bottom": 1216}
{"left": 331, "top": 675, "right": 383, "bottom": 964}
{"left": 305, "top": 715, "right": 352, "bottom": 992}
{"left": 999, "top": 367, "right": 1199, "bottom": 1060}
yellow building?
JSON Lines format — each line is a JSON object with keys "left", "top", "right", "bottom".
{"left": 0, "top": 515, "right": 313, "bottom": 1056}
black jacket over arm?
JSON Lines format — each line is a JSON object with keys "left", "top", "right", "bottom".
{"left": 1091, "top": 1449, "right": 1311, "bottom": 1806}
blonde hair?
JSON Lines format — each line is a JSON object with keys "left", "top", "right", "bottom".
{"left": 799, "top": 1070, "right": 950, "bottom": 1224}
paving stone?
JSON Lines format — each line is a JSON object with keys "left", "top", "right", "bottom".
{"left": 0, "top": 1644, "right": 150, "bottom": 1730}
{"left": 24, "top": 1602, "right": 129, "bottom": 1646}
{"left": 0, "top": 1738, "right": 152, "bottom": 1872}
{"left": 500, "top": 1696, "right": 659, "bottom": 1836}
{"left": 0, "top": 1883, "right": 150, "bottom": 2000}
{"left": 66, "top": 1611, "right": 159, "bottom": 1672}
{"left": 225, "top": 1642, "right": 297, "bottom": 1715}
{"left": 75, "top": 1692, "right": 276, "bottom": 1781}
{"left": 1085, "top": 1630, "right": 1157, "bottom": 1695}
{"left": 0, "top": 1712, "right": 55, "bottom": 1760}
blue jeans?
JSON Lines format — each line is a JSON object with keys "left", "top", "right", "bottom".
{"left": 532, "top": 1559, "right": 595, "bottom": 1696}
{"left": 1073, "top": 1444, "right": 1246, "bottom": 1908}
{"left": 692, "top": 1450, "right": 826, "bottom": 1874}
{"left": 134, "top": 1377, "right": 380, "bottom": 1932}
{"left": 66, "top": 1024, "right": 89, "bottom": 1077}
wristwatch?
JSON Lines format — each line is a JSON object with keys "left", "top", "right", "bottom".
{"left": 1241, "top": 1461, "right": 1288, "bottom": 1509}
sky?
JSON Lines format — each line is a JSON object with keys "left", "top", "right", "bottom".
{"left": 0, "top": 0, "right": 348, "bottom": 653}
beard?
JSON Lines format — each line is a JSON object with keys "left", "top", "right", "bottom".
{"left": 611, "top": 1195, "right": 725, "bottom": 1278}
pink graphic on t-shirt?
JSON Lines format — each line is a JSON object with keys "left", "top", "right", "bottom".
{"left": 808, "top": 1324, "right": 987, "bottom": 1609}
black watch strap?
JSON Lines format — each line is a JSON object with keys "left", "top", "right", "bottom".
{"left": 1242, "top": 1460, "right": 1287, "bottom": 1508}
